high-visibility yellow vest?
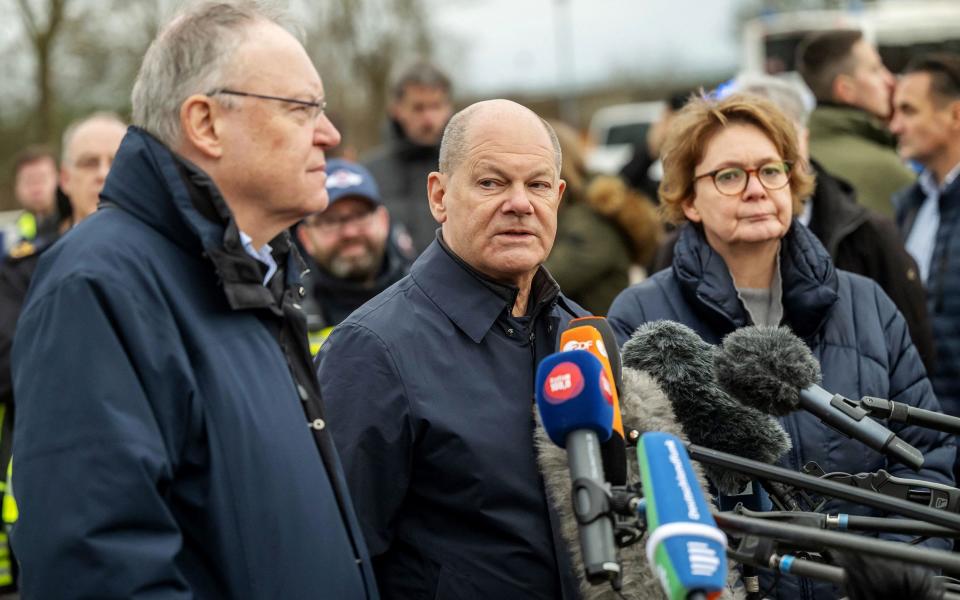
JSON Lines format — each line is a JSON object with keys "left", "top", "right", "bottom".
{"left": 15, "top": 212, "right": 37, "bottom": 241}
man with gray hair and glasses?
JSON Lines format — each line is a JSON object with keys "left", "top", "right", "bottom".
{"left": 9, "top": 2, "right": 377, "bottom": 598}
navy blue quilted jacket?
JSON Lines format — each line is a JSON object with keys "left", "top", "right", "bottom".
{"left": 895, "top": 177, "right": 960, "bottom": 419}
{"left": 608, "top": 222, "right": 955, "bottom": 600}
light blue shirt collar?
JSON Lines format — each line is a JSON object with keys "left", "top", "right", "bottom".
{"left": 906, "top": 162, "right": 960, "bottom": 284}
{"left": 239, "top": 230, "right": 277, "bottom": 286}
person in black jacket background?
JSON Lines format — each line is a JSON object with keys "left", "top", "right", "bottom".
{"left": 363, "top": 61, "right": 454, "bottom": 254}
{"left": 297, "top": 159, "right": 411, "bottom": 352}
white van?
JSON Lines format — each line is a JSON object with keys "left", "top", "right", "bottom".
{"left": 741, "top": 0, "right": 960, "bottom": 75}
{"left": 585, "top": 101, "right": 665, "bottom": 174}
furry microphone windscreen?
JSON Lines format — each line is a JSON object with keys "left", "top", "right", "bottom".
{"left": 714, "top": 325, "right": 821, "bottom": 416}
{"left": 533, "top": 367, "right": 745, "bottom": 600}
{"left": 621, "top": 320, "right": 791, "bottom": 495}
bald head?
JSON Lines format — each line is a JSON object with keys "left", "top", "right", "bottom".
{"left": 438, "top": 99, "right": 561, "bottom": 175}
{"left": 60, "top": 112, "right": 128, "bottom": 221}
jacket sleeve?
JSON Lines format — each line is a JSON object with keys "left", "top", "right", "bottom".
{"left": 608, "top": 286, "right": 649, "bottom": 348}
{"left": 544, "top": 206, "right": 626, "bottom": 303}
{"left": 877, "top": 287, "right": 956, "bottom": 549}
{"left": 863, "top": 215, "right": 935, "bottom": 373}
{"left": 11, "top": 275, "right": 192, "bottom": 598}
{"left": 317, "top": 322, "right": 413, "bottom": 557}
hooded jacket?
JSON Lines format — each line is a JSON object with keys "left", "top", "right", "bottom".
{"left": 807, "top": 104, "right": 916, "bottom": 218}
{"left": 10, "top": 128, "right": 377, "bottom": 599}
{"left": 895, "top": 175, "right": 960, "bottom": 419}
{"left": 608, "top": 222, "right": 955, "bottom": 600}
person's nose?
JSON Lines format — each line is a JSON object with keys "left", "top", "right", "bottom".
{"left": 742, "top": 170, "right": 767, "bottom": 201}
{"left": 502, "top": 182, "right": 535, "bottom": 215}
{"left": 889, "top": 110, "right": 905, "bottom": 135}
{"left": 314, "top": 112, "right": 342, "bottom": 149}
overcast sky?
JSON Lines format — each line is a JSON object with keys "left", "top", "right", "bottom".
{"left": 428, "top": 0, "right": 746, "bottom": 96}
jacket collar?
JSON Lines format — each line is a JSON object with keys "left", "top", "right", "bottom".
{"left": 807, "top": 160, "right": 869, "bottom": 256}
{"left": 809, "top": 104, "right": 898, "bottom": 148}
{"left": 673, "top": 221, "right": 839, "bottom": 338}
{"left": 100, "top": 127, "right": 306, "bottom": 313}
{"left": 410, "top": 234, "right": 561, "bottom": 343}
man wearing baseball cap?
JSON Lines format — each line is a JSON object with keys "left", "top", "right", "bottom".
{"left": 297, "top": 159, "right": 412, "bottom": 351}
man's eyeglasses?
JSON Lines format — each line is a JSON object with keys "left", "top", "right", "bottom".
{"left": 207, "top": 88, "right": 327, "bottom": 121}
{"left": 304, "top": 206, "right": 377, "bottom": 233}
{"left": 694, "top": 161, "right": 793, "bottom": 196}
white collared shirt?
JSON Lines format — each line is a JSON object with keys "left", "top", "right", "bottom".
{"left": 905, "top": 162, "right": 960, "bottom": 284}
{"left": 239, "top": 230, "right": 277, "bottom": 286}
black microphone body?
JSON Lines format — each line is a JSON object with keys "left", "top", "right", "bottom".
{"left": 714, "top": 325, "right": 924, "bottom": 470}
{"left": 862, "top": 395, "right": 960, "bottom": 436}
{"left": 564, "top": 429, "right": 619, "bottom": 583}
{"left": 798, "top": 385, "right": 924, "bottom": 470}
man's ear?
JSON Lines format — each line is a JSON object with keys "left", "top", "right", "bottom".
{"left": 427, "top": 172, "right": 448, "bottom": 224}
{"left": 180, "top": 94, "right": 224, "bottom": 159}
{"left": 681, "top": 197, "right": 701, "bottom": 223}
{"left": 556, "top": 179, "right": 567, "bottom": 205}
{"left": 832, "top": 74, "right": 855, "bottom": 106}
{"left": 949, "top": 99, "right": 960, "bottom": 131}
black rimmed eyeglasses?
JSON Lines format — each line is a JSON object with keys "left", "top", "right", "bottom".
{"left": 694, "top": 161, "right": 793, "bottom": 196}
{"left": 207, "top": 88, "right": 327, "bottom": 121}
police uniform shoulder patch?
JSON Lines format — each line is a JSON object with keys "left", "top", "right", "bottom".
{"left": 7, "top": 240, "right": 36, "bottom": 260}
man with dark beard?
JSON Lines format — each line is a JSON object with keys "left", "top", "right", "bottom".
{"left": 297, "top": 159, "right": 411, "bottom": 351}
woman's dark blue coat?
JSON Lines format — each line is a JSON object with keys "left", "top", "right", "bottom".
{"left": 608, "top": 222, "right": 955, "bottom": 599}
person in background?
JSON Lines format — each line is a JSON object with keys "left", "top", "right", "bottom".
{"left": 608, "top": 92, "right": 953, "bottom": 600}
{"left": 8, "top": 2, "right": 376, "bottom": 597}
{"left": 796, "top": 29, "right": 914, "bottom": 217}
{"left": 619, "top": 91, "right": 691, "bottom": 202}
{"left": 318, "top": 99, "right": 586, "bottom": 599}
{"left": 544, "top": 121, "right": 661, "bottom": 315}
{"left": 651, "top": 75, "right": 935, "bottom": 371}
{"left": 297, "top": 159, "right": 410, "bottom": 352}
{"left": 363, "top": 61, "right": 454, "bottom": 255}
{"left": 891, "top": 53, "right": 960, "bottom": 422}
{"left": 0, "top": 110, "right": 128, "bottom": 593}
{"left": 7, "top": 147, "right": 59, "bottom": 253}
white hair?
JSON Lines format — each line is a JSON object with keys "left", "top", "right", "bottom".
{"left": 61, "top": 112, "right": 127, "bottom": 165}
{"left": 730, "top": 72, "right": 815, "bottom": 127}
{"left": 130, "top": 1, "right": 300, "bottom": 147}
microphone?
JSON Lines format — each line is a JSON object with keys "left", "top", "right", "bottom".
{"left": 638, "top": 431, "right": 728, "bottom": 600}
{"left": 621, "top": 320, "right": 792, "bottom": 495}
{"left": 535, "top": 349, "right": 621, "bottom": 586}
{"left": 714, "top": 325, "right": 924, "bottom": 471}
{"left": 561, "top": 317, "right": 627, "bottom": 485}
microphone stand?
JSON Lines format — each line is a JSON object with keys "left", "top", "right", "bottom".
{"left": 860, "top": 396, "right": 960, "bottom": 436}
{"left": 714, "top": 511, "right": 960, "bottom": 575}
{"left": 686, "top": 443, "right": 960, "bottom": 532}
{"left": 734, "top": 506, "right": 960, "bottom": 539}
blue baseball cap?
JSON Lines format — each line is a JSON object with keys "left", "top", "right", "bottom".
{"left": 325, "top": 159, "right": 382, "bottom": 206}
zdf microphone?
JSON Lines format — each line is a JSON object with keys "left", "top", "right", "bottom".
{"left": 638, "top": 431, "right": 727, "bottom": 600}
{"left": 561, "top": 317, "right": 627, "bottom": 485}
{"left": 536, "top": 349, "right": 620, "bottom": 586}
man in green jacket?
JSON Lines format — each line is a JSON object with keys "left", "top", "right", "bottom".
{"left": 797, "top": 29, "right": 915, "bottom": 217}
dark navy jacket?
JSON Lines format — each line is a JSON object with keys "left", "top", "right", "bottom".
{"left": 11, "top": 128, "right": 377, "bottom": 599}
{"left": 609, "top": 222, "right": 955, "bottom": 599}
{"left": 896, "top": 176, "right": 960, "bottom": 419}
{"left": 317, "top": 238, "right": 587, "bottom": 600}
